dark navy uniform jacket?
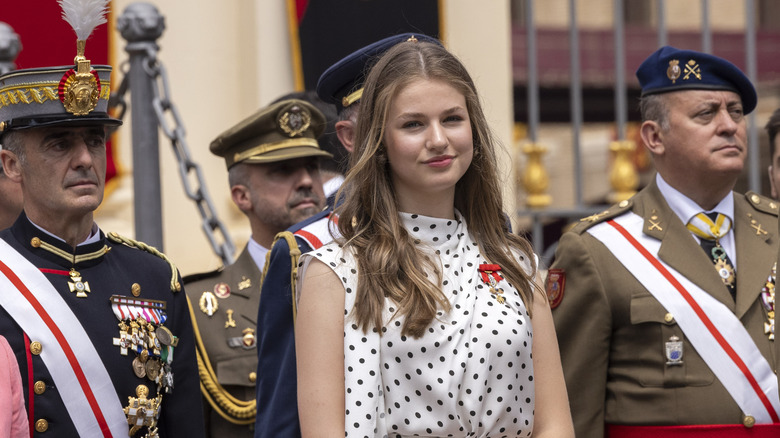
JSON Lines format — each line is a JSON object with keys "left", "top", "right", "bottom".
{"left": 254, "top": 209, "right": 332, "bottom": 438}
{"left": 0, "top": 214, "right": 205, "bottom": 437}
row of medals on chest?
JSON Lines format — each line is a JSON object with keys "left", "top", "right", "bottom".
{"left": 36, "top": 233, "right": 168, "bottom": 436}
{"left": 68, "top": 273, "right": 172, "bottom": 437}
{"left": 68, "top": 269, "right": 176, "bottom": 388}
{"left": 67, "top": 269, "right": 175, "bottom": 387}
{"left": 113, "top": 306, "right": 175, "bottom": 437}
{"left": 115, "top": 316, "right": 176, "bottom": 385}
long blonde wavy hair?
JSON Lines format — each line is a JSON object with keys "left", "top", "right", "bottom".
{"left": 334, "top": 40, "right": 537, "bottom": 338}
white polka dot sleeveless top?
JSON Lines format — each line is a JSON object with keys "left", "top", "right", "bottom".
{"left": 300, "top": 211, "right": 535, "bottom": 437}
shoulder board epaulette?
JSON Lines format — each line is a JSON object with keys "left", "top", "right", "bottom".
{"left": 182, "top": 267, "right": 223, "bottom": 285}
{"left": 107, "top": 232, "right": 181, "bottom": 293}
{"left": 745, "top": 191, "right": 780, "bottom": 216}
{"left": 293, "top": 213, "right": 338, "bottom": 250}
{"left": 568, "top": 200, "right": 633, "bottom": 235}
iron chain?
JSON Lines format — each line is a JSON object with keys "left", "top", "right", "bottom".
{"left": 109, "top": 47, "right": 236, "bottom": 266}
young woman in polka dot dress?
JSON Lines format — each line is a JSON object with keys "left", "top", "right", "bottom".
{"left": 295, "top": 38, "right": 574, "bottom": 438}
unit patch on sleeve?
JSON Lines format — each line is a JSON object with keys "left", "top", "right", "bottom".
{"left": 545, "top": 268, "right": 565, "bottom": 309}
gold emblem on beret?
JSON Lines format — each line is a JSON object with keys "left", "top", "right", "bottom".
{"left": 278, "top": 104, "right": 311, "bottom": 137}
{"left": 667, "top": 59, "right": 681, "bottom": 84}
{"left": 683, "top": 59, "right": 702, "bottom": 81}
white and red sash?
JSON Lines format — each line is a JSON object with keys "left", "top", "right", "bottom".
{"left": 294, "top": 213, "right": 340, "bottom": 250}
{"left": 587, "top": 212, "right": 780, "bottom": 423}
{"left": 0, "top": 238, "right": 127, "bottom": 437}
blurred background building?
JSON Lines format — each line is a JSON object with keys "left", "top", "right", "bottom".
{"left": 2, "top": 0, "right": 778, "bottom": 272}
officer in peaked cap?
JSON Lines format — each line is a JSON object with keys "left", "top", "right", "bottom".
{"left": 549, "top": 45, "right": 780, "bottom": 437}
{"left": 0, "top": 7, "right": 204, "bottom": 438}
{"left": 185, "top": 98, "right": 331, "bottom": 438}
{"left": 253, "top": 33, "right": 443, "bottom": 438}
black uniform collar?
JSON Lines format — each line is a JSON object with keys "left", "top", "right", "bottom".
{"left": 10, "top": 212, "right": 109, "bottom": 270}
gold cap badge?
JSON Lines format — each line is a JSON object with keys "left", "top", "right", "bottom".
{"left": 278, "top": 104, "right": 312, "bottom": 137}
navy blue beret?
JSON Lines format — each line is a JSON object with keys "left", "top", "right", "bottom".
{"left": 636, "top": 45, "right": 757, "bottom": 114}
{"left": 316, "top": 33, "right": 442, "bottom": 114}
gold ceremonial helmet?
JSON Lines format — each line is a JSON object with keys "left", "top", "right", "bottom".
{"left": 0, "top": 0, "right": 120, "bottom": 135}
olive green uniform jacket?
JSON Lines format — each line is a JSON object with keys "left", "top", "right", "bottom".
{"left": 185, "top": 246, "right": 261, "bottom": 438}
{"left": 549, "top": 179, "right": 778, "bottom": 437}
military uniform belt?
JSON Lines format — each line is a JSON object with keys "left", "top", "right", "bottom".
{"left": 607, "top": 423, "right": 780, "bottom": 437}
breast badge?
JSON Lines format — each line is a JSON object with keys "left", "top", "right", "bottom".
{"left": 124, "top": 384, "right": 162, "bottom": 437}
{"left": 68, "top": 269, "right": 91, "bottom": 298}
{"left": 227, "top": 327, "right": 257, "bottom": 349}
{"left": 199, "top": 291, "right": 219, "bottom": 316}
{"left": 214, "top": 282, "right": 230, "bottom": 299}
{"left": 242, "top": 328, "right": 256, "bottom": 348}
{"left": 225, "top": 309, "right": 237, "bottom": 328}
{"left": 665, "top": 335, "right": 683, "bottom": 365}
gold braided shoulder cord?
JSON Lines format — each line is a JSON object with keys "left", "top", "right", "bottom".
{"left": 186, "top": 297, "right": 256, "bottom": 424}
{"left": 106, "top": 232, "right": 181, "bottom": 292}
{"left": 263, "top": 232, "right": 302, "bottom": 322}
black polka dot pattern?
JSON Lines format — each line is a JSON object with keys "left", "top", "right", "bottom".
{"left": 300, "top": 210, "right": 535, "bottom": 437}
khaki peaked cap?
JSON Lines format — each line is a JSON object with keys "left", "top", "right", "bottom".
{"left": 210, "top": 98, "right": 332, "bottom": 169}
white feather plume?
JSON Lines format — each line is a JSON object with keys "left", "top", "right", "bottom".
{"left": 58, "top": 0, "right": 109, "bottom": 41}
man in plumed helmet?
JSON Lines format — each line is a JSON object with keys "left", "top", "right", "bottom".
{"left": 184, "top": 98, "right": 331, "bottom": 437}
{"left": 0, "top": 2, "right": 203, "bottom": 437}
{"left": 548, "top": 46, "right": 780, "bottom": 436}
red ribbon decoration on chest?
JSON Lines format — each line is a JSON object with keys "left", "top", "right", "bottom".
{"left": 478, "top": 264, "right": 506, "bottom": 304}
{"left": 478, "top": 264, "right": 502, "bottom": 283}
